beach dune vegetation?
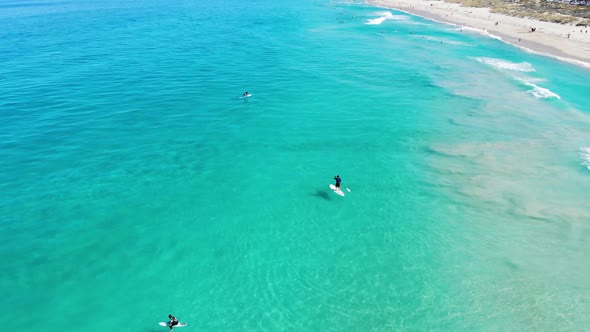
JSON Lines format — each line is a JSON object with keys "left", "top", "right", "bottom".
{"left": 443, "top": 0, "right": 590, "bottom": 24}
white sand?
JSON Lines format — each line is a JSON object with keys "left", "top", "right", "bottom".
{"left": 368, "top": 0, "right": 590, "bottom": 68}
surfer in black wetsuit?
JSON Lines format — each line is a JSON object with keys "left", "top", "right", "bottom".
{"left": 334, "top": 175, "right": 341, "bottom": 190}
{"left": 168, "top": 314, "right": 179, "bottom": 330}
{"left": 243, "top": 91, "right": 249, "bottom": 96}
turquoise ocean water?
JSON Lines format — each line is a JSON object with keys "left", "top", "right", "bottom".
{"left": 2, "top": 0, "right": 590, "bottom": 330}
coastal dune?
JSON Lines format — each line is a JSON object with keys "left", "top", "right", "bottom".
{"left": 368, "top": 0, "right": 590, "bottom": 67}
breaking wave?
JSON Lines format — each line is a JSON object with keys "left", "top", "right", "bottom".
{"left": 475, "top": 57, "right": 535, "bottom": 72}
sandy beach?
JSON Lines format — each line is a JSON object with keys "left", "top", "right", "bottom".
{"left": 368, "top": 0, "right": 590, "bottom": 68}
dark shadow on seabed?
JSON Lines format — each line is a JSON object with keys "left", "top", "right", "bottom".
{"left": 312, "top": 190, "right": 331, "bottom": 200}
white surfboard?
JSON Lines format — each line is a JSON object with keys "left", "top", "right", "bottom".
{"left": 329, "top": 184, "right": 345, "bottom": 196}
{"left": 159, "top": 322, "right": 188, "bottom": 328}
{"left": 239, "top": 94, "right": 252, "bottom": 99}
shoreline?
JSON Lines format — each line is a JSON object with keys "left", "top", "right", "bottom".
{"left": 367, "top": 0, "right": 590, "bottom": 68}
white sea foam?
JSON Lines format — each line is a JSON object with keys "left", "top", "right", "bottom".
{"left": 366, "top": 16, "right": 387, "bottom": 25}
{"left": 458, "top": 26, "right": 486, "bottom": 34}
{"left": 580, "top": 147, "right": 590, "bottom": 170}
{"left": 520, "top": 76, "right": 545, "bottom": 84}
{"left": 454, "top": 26, "right": 503, "bottom": 41}
{"left": 443, "top": 40, "right": 473, "bottom": 46}
{"left": 448, "top": 25, "right": 590, "bottom": 68}
{"left": 376, "top": 4, "right": 590, "bottom": 69}
{"left": 421, "top": 35, "right": 472, "bottom": 46}
{"left": 513, "top": 76, "right": 561, "bottom": 99}
{"left": 527, "top": 84, "right": 560, "bottom": 99}
{"left": 475, "top": 57, "right": 535, "bottom": 72}
{"left": 365, "top": 11, "right": 408, "bottom": 25}
{"left": 521, "top": 49, "right": 590, "bottom": 69}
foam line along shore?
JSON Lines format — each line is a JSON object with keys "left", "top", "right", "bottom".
{"left": 368, "top": 0, "right": 590, "bottom": 68}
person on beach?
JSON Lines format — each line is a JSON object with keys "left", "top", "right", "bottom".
{"left": 168, "top": 314, "right": 179, "bottom": 330}
{"left": 334, "top": 175, "right": 342, "bottom": 191}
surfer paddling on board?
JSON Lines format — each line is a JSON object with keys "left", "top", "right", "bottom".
{"left": 334, "top": 175, "right": 342, "bottom": 191}
{"left": 168, "top": 314, "right": 179, "bottom": 330}
{"left": 243, "top": 91, "right": 249, "bottom": 97}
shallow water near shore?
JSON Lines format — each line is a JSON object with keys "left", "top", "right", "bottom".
{"left": 1, "top": 0, "right": 590, "bottom": 330}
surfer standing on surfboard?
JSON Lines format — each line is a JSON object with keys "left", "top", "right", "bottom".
{"left": 168, "top": 314, "right": 179, "bottom": 330}
{"left": 334, "top": 175, "right": 342, "bottom": 191}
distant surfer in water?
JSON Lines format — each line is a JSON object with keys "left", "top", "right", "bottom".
{"left": 334, "top": 175, "right": 341, "bottom": 191}
{"left": 243, "top": 91, "right": 249, "bottom": 96}
{"left": 168, "top": 314, "right": 179, "bottom": 330}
